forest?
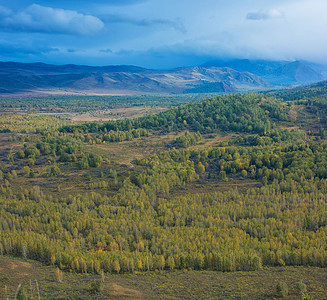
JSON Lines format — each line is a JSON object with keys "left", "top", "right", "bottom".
{"left": 0, "top": 87, "right": 326, "bottom": 298}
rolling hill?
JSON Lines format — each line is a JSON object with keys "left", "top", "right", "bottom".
{"left": 0, "top": 59, "right": 326, "bottom": 96}
{"left": 202, "top": 59, "right": 325, "bottom": 86}
{"left": 0, "top": 61, "right": 271, "bottom": 96}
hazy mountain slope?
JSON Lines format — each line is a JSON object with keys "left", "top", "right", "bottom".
{"left": 1, "top": 59, "right": 324, "bottom": 95}
{"left": 202, "top": 59, "right": 324, "bottom": 86}
{"left": 202, "top": 59, "right": 284, "bottom": 76}
{"left": 268, "top": 61, "right": 323, "bottom": 85}
{"left": 0, "top": 61, "right": 271, "bottom": 95}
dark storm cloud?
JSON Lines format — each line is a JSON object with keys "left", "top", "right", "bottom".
{"left": 0, "top": 4, "right": 104, "bottom": 35}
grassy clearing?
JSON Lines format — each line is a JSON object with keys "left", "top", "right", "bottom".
{"left": 0, "top": 257, "right": 326, "bottom": 299}
{"left": 0, "top": 130, "right": 262, "bottom": 199}
{"left": 170, "top": 177, "right": 262, "bottom": 198}
{"left": 69, "top": 106, "right": 169, "bottom": 122}
{"left": 84, "top": 132, "right": 178, "bottom": 166}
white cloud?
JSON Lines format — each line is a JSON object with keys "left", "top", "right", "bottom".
{"left": 0, "top": 5, "right": 12, "bottom": 17}
{"left": 246, "top": 9, "right": 283, "bottom": 21}
{"left": 0, "top": 4, "right": 104, "bottom": 35}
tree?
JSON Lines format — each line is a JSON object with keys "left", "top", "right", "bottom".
{"left": 253, "top": 256, "right": 262, "bottom": 270}
{"left": 158, "top": 255, "right": 165, "bottom": 270}
{"left": 276, "top": 282, "right": 288, "bottom": 298}
{"left": 167, "top": 256, "right": 175, "bottom": 270}
{"left": 89, "top": 280, "right": 103, "bottom": 294}
{"left": 48, "top": 165, "right": 62, "bottom": 177}
{"left": 23, "top": 166, "right": 30, "bottom": 176}
{"left": 54, "top": 268, "right": 63, "bottom": 283}
{"left": 113, "top": 260, "right": 120, "bottom": 274}
{"left": 219, "top": 171, "right": 228, "bottom": 182}
{"left": 197, "top": 162, "right": 205, "bottom": 174}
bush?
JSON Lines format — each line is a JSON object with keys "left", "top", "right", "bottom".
{"left": 302, "top": 294, "right": 314, "bottom": 300}
{"left": 296, "top": 281, "right": 307, "bottom": 295}
{"left": 48, "top": 165, "right": 62, "bottom": 177}
{"left": 17, "top": 150, "right": 25, "bottom": 159}
{"left": 59, "top": 153, "right": 70, "bottom": 162}
{"left": 89, "top": 280, "right": 103, "bottom": 294}
{"left": 17, "top": 286, "right": 27, "bottom": 300}
{"left": 276, "top": 281, "right": 288, "bottom": 298}
{"left": 54, "top": 268, "right": 63, "bottom": 282}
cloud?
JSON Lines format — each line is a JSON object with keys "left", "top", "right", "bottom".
{"left": 101, "top": 14, "right": 186, "bottom": 33}
{"left": 100, "top": 48, "right": 113, "bottom": 53}
{"left": 246, "top": 9, "right": 283, "bottom": 21}
{"left": 0, "top": 5, "right": 12, "bottom": 17}
{"left": 0, "top": 4, "right": 104, "bottom": 35}
{"left": 0, "top": 39, "right": 59, "bottom": 56}
{"left": 96, "top": 0, "right": 148, "bottom": 5}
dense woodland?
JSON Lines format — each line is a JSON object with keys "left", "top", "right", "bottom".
{"left": 0, "top": 93, "right": 214, "bottom": 113}
{"left": 60, "top": 93, "right": 287, "bottom": 134}
{"left": 0, "top": 87, "right": 327, "bottom": 277}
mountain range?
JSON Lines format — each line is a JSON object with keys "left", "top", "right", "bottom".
{"left": 0, "top": 59, "right": 326, "bottom": 96}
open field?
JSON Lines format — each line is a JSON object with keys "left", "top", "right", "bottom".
{"left": 0, "top": 257, "right": 326, "bottom": 299}
{"left": 69, "top": 106, "right": 169, "bottom": 122}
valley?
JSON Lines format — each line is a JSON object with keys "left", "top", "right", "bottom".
{"left": 0, "top": 81, "right": 327, "bottom": 298}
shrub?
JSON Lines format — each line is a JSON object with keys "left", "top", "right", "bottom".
{"left": 48, "top": 165, "right": 62, "bottom": 177}
{"left": 276, "top": 281, "right": 288, "bottom": 298}
{"left": 89, "top": 280, "right": 103, "bottom": 294}
{"left": 241, "top": 169, "right": 248, "bottom": 178}
{"left": 54, "top": 268, "right": 63, "bottom": 282}
{"left": 17, "top": 286, "right": 27, "bottom": 300}
{"left": 296, "top": 281, "right": 307, "bottom": 295}
{"left": 17, "top": 150, "right": 25, "bottom": 159}
{"left": 303, "top": 294, "right": 314, "bottom": 300}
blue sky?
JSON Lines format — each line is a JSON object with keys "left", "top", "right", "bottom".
{"left": 0, "top": 0, "right": 326, "bottom": 68}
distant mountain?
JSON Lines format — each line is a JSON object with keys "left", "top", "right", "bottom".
{"left": 202, "top": 59, "right": 284, "bottom": 76}
{"left": 0, "top": 61, "right": 271, "bottom": 96}
{"left": 268, "top": 61, "right": 323, "bottom": 85}
{"left": 202, "top": 59, "right": 325, "bottom": 86}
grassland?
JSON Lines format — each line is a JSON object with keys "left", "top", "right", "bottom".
{"left": 1, "top": 257, "right": 326, "bottom": 299}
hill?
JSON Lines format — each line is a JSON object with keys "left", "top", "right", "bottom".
{"left": 267, "top": 79, "right": 327, "bottom": 100}
{"left": 0, "top": 61, "right": 271, "bottom": 96}
{"left": 1, "top": 59, "right": 326, "bottom": 96}
{"left": 202, "top": 59, "right": 325, "bottom": 86}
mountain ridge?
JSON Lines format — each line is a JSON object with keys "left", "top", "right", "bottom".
{"left": 202, "top": 59, "right": 325, "bottom": 86}
{"left": 0, "top": 59, "right": 325, "bottom": 96}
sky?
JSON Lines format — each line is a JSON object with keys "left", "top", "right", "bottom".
{"left": 0, "top": 0, "right": 326, "bottom": 69}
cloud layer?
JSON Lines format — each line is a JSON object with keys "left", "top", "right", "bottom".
{"left": 101, "top": 14, "right": 186, "bottom": 33}
{"left": 246, "top": 9, "right": 283, "bottom": 21}
{"left": 0, "top": 4, "right": 104, "bottom": 35}
{"left": 0, "top": 0, "right": 327, "bottom": 68}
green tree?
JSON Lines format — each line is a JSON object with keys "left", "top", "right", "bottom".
{"left": 276, "top": 282, "right": 288, "bottom": 298}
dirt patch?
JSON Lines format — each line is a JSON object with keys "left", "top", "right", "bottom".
{"left": 108, "top": 283, "right": 146, "bottom": 299}
{"left": 0, "top": 259, "right": 37, "bottom": 282}
{"left": 69, "top": 106, "right": 168, "bottom": 122}
{"left": 289, "top": 106, "right": 299, "bottom": 122}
